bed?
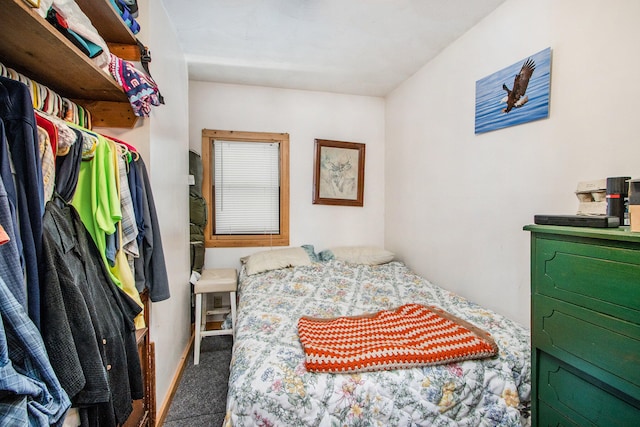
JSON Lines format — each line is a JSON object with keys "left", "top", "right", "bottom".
{"left": 224, "top": 247, "right": 531, "bottom": 426}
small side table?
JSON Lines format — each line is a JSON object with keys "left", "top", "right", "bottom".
{"left": 193, "top": 268, "right": 237, "bottom": 365}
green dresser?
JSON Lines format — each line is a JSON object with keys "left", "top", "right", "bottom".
{"left": 524, "top": 225, "right": 640, "bottom": 426}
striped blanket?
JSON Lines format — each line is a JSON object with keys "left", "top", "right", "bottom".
{"left": 298, "top": 303, "right": 498, "bottom": 373}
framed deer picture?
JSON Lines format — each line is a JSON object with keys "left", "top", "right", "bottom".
{"left": 313, "top": 139, "right": 365, "bottom": 207}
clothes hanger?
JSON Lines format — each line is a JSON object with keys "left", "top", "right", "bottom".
{"left": 84, "top": 106, "right": 92, "bottom": 130}
{"left": 53, "top": 92, "right": 62, "bottom": 118}
{"left": 30, "top": 80, "right": 40, "bottom": 110}
{"left": 115, "top": 140, "right": 133, "bottom": 164}
{"left": 103, "top": 134, "right": 137, "bottom": 153}
{"left": 77, "top": 104, "right": 84, "bottom": 127}
{"left": 42, "top": 86, "right": 54, "bottom": 115}
{"left": 103, "top": 134, "right": 139, "bottom": 162}
{"left": 74, "top": 103, "right": 80, "bottom": 126}
{"left": 17, "top": 72, "right": 29, "bottom": 86}
{"left": 0, "top": 60, "right": 92, "bottom": 129}
{"left": 37, "top": 82, "right": 48, "bottom": 111}
{"left": 62, "top": 98, "right": 73, "bottom": 122}
{"left": 6, "top": 67, "right": 18, "bottom": 81}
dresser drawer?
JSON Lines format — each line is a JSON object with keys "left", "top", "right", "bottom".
{"left": 526, "top": 226, "right": 640, "bottom": 427}
{"left": 537, "top": 352, "right": 640, "bottom": 426}
{"left": 533, "top": 294, "right": 640, "bottom": 398}
{"left": 537, "top": 400, "right": 579, "bottom": 427}
{"left": 533, "top": 236, "right": 640, "bottom": 324}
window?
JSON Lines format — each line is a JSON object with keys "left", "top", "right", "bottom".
{"left": 201, "top": 129, "right": 289, "bottom": 247}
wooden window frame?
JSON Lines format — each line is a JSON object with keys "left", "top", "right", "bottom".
{"left": 201, "top": 129, "right": 290, "bottom": 248}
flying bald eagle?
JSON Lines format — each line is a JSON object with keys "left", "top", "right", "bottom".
{"left": 501, "top": 58, "right": 535, "bottom": 113}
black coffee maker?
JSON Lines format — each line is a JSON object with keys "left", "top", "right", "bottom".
{"left": 606, "top": 176, "right": 631, "bottom": 226}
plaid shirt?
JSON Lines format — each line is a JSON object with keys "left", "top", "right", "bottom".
{"left": 0, "top": 275, "right": 70, "bottom": 426}
{"left": 117, "top": 150, "right": 139, "bottom": 258}
{"left": 0, "top": 133, "right": 26, "bottom": 310}
{"left": 37, "top": 125, "right": 55, "bottom": 203}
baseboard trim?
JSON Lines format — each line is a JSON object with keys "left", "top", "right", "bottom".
{"left": 155, "top": 332, "right": 194, "bottom": 426}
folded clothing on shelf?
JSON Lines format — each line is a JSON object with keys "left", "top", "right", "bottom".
{"left": 46, "top": 8, "right": 104, "bottom": 58}
{"left": 39, "top": 0, "right": 111, "bottom": 69}
{"left": 110, "top": 0, "right": 140, "bottom": 34}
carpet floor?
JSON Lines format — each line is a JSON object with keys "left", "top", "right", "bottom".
{"left": 163, "top": 335, "right": 233, "bottom": 427}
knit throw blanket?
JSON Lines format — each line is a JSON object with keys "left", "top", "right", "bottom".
{"left": 298, "top": 303, "right": 498, "bottom": 373}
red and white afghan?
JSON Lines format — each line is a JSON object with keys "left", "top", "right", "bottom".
{"left": 298, "top": 303, "right": 498, "bottom": 373}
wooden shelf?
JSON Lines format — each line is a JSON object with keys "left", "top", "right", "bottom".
{"left": 77, "top": 99, "right": 138, "bottom": 128}
{"left": 135, "top": 327, "right": 149, "bottom": 345}
{"left": 205, "top": 321, "right": 224, "bottom": 331}
{"left": 0, "top": 0, "right": 139, "bottom": 128}
{"left": 206, "top": 306, "right": 231, "bottom": 316}
{"left": 75, "top": 0, "right": 137, "bottom": 45}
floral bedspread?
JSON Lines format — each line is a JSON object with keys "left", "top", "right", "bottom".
{"left": 224, "top": 260, "right": 531, "bottom": 427}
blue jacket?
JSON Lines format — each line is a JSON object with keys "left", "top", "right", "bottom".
{"left": 0, "top": 77, "right": 44, "bottom": 328}
{"left": 132, "top": 157, "right": 170, "bottom": 302}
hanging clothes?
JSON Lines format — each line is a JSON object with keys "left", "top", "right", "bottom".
{"left": 40, "top": 197, "right": 143, "bottom": 426}
{"left": 0, "top": 123, "right": 25, "bottom": 309}
{"left": 54, "top": 127, "right": 83, "bottom": 203}
{"left": 68, "top": 125, "right": 121, "bottom": 273}
{"left": 0, "top": 55, "right": 169, "bottom": 426}
{"left": 104, "top": 138, "right": 144, "bottom": 328}
{"left": 0, "top": 76, "right": 44, "bottom": 328}
{"left": 35, "top": 111, "right": 59, "bottom": 155}
{"left": 102, "top": 136, "right": 139, "bottom": 261}
{"left": 63, "top": 127, "right": 144, "bottom": 329}
{"left": 36, "top": 125, "right": 56, "bottom": 202}
{"left": 131, "top": 156, "right": 170, "bottom": 302}
{"left": 127, "top": 150, "right": 144, "bottom": 248}
{"left": 0, "top": 121, "right": 19, "bottom": 248}
{"left": 108, "top": 138, "right": 138, "bottom": 260}
{"left": 53, "top": 115, "right": 78, "bottom": 156}
{"left": 0, "top": 274, "right": 71, "bottom": 426}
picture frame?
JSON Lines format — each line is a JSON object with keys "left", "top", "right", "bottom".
{"left": 22, "top": 0, "right": 40, "bottom": 7}
{"left": 313, "top": 139, "right": 365, "bottom": 207}
{"left": 475, "top": 47, "right": 551, "bottom": 134}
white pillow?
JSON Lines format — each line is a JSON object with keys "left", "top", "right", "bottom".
{"left": 320, "top": 246, "right": 394, "bottom": 265}
{"left": 243, "top": 247, "right": 312, "bottom": 275}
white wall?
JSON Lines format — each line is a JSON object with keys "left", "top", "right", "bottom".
{"left": 101, "top": 0, "right": 640, "bottom": 413}
{"left": 146, "top": 2, "right": 191, "bottom": 415}
{"left": 97, "top": 0, "right": 191, "bottom": 417}
{"left": 385, "top": 0, "right": 640, "bottom": 327}
{"left": 188, "top": 82, "right": 386, "bottom": 268}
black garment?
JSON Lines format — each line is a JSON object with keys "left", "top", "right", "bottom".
{"left": 40, "top": 197, "right": 143, "bottom": 426}
{"left": 54, "top": 127, "right": 83, "bottom": 203}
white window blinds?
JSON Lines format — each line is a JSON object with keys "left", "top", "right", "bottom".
{"left": 213, "top": 140, "right": 280, "bottom": 235}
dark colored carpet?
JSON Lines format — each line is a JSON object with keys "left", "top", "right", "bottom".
{"left": 163, "top": 335, "right": 233, "bottom": 427}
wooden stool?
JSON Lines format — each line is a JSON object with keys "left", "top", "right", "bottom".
{"left": 193, "top": 268, "right": 237, "bottom": 365}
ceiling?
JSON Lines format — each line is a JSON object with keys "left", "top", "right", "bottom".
{"left": 160, "top": 0, "right": 506, "bottom": 97}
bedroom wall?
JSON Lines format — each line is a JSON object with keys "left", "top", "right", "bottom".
{"left": 188, "top": 82, "right": 386, "bottom": 268}
{"left": 385, "top": 0, "right": 640, "bottom": 328}
{"left": 146, "top": 1, "right": 191, "bottom": 414}
{"left": 99, "top": 0, "right": 192, "bottom": 416}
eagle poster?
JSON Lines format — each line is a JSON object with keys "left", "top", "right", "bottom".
{"left": 475, "top": 47, "right": 551, "bottom": 134}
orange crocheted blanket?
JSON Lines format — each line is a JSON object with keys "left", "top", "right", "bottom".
{"left": 298, "top": 303, "right": 498, "bottom": 373}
